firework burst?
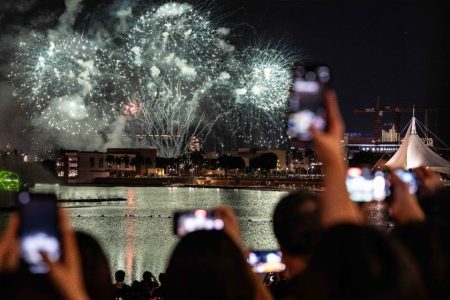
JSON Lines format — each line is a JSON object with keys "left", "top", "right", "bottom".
{"left": 9, "top": 30, "right": 120, "bottom": 134}
{"left": 9, "top": 1, "right": 296, "bottom": 155}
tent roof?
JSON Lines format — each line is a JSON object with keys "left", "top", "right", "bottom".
{"left": 385, "top": 117, "right": 450, "bottom": 174}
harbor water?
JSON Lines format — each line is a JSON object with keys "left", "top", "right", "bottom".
{"left": 0, "top": 185, "right": 287, "bottom": 279}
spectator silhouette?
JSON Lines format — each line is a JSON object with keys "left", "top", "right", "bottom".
{"left": 140, "top": 270, "right": 159, "bottom": 298}
{"left": 113, "top": 269, "right": 131, "bottom": 300}
{"left": 390, "top": 168, "right": 450, "bottom": 299}
{"left": 151, "top": 272, "right": 167, "bottom": 300}
{"left": 76, "top": 231, "right": 114, "bottom": 300}
{"left": 270, "top": 190, "right": 322, "bottom": 298}
{"left": 129, "top": 279, "right": 146, "bottom": 300}
{"left": 165, "top": 230, "right": 256, "bottom": 300}
{"left": 297, "top": 224, "right": 426, "bottom": 300}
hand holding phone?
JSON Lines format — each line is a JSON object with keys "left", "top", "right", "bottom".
{"left": 173, "top": 209, "right": 224, "bottom": 237}
{"left": 247, "top": 249, "right": 286, "bottom": 273}
{"left": 388, "top": 170, "right": 425, "bottom": 224}
{"left": 393, "top": 169, "right": 419, "bottom": 195}
{"left": 18, "top": 192, "right": 61, "bottom": 274}
{"left": 346, "top": 167, "right": 390, "bottom": 202}
{"left": 287, "top": 63, "right": 331, "bottom": 146}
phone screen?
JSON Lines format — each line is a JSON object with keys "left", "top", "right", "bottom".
{"left": 173, "top": 209, "right": 224, "bottom": 237}
{"left": 346, "top": 167, "right": 390, "bottom": 202}
{"left": 287, "top": 64, "right": 330, "bottom": 145}
{"left": 18, "top": 192, "right": 61, "bottom": 274}
{"left": 247, "top": 250, "right": 286, "bottom": 273}
{"left": 394, "top": 169, "right": 418, "bottom": 195}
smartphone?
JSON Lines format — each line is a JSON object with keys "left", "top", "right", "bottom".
{"left": 393, "top": 168, "right": 419, "bottom": 195}
{"left": 247, "top": 249, "right": 286, "bottom": 273}
{"left": 18, "top": 192, "right": 61, "bottom": 274}
{"left": 346, "top": 167, "right": 390, "bottom": 202}
{"left": 173, "top": 209, "right": 224, "bottom": 237}
{"left": 287, "top": 63, "right": 330, "bottom": 146}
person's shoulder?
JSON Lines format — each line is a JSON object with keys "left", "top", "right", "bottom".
{"left": 271, "top": 274, "right": 306, "bottom": 299}
{"left": 123, "top": 283, "right": 131, "bottom": 289}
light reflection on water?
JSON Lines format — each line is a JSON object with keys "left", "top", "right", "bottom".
{"left": 0, "top": 185, "right": 389, "bottom": 281}
{"left": 21, "top": 185, "right": 288, "bottom": 280}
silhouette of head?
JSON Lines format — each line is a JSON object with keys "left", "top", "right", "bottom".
{"left": 166, "top": 230, "right": 255, "bottom": 300}
{"left": 273, "top": 190, "right": 322, "bottom": 257}
{"left": 299, "top": 224, "right": 426, "bottom": 300}
{"left": 115, "top": 270, "right": 126, "bottom": 282}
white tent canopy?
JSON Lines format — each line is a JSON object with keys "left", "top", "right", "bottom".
{"left": 385, "top": 117, "right": 450, "bottom": 174}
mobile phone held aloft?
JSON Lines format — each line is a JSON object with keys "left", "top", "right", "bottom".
{"left": 173, "top": 209, "right": 224, "bottom": 237}
{"left": 393, "top": 168, "right": 419, "bottom": 195}
{"left": 287, "top": 63, "right": 331, "bottom": 146}
{"left": 17, "top": 192, "right": 61, "bottom": 274}
{"left": 346, "top": 167, "right": 391, "bottom": 202}
{"left": 247, "top": 249, "right": 286, "bottom": 273}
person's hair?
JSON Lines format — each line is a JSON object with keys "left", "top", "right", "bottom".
{"left": 298, "top": 224, "right": 426, "bottom": 300}
{"left": 158, "top": 272, "right": 166, "bottom": 284}
{"left": 3, "top": 231, "right": 113, "bottom": 300}
{"left": 273, "top": 190, "right": 322, "bottom": 256}
{"left": 115, "top": 270, "right": 126, "bottom": 282}
{"left": 165, "top": 230, "right": 255, "bottom": 300}
{"left": 418, "top": 187, "right": 450, "bottom": 225}
{"left": 76, "top": 231, "right": 114, "bottom": 300}
{"left": 143, "top": 271, "right": 156, "bottom": 282}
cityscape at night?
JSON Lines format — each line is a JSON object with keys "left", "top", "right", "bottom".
{"left": 0, "top": 1, "right": 450, "bottom": 299}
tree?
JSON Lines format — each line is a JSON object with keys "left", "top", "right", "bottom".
{"left": 230, "top": 156, "right": 245, "bottom": 170}
{"left": 123, "top": 155, "right": 130, "bottom": 168}
{"left": 218, "top": 155, "right": 234, "bottom": 178}
{"left": 250, "top": 152, "right": 278, "bottom": 175}
{"left": 259, "top": 153, "right": 278, "bottom": 171}
{"left": 105, "top": 155, "right": 115, "bottom": 170}
{"left": 190, "top": 151, "right": 204, "bottom": 168}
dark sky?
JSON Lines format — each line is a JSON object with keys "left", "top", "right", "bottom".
{"left": 219, "top": 0, "right": 450, "bottom": 143}
{"left": 1, "top": 0, "right": 449, "bottom": 145}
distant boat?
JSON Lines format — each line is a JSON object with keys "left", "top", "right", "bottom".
{"left": 385, "top": 115, "right": 450, "bottom": 174}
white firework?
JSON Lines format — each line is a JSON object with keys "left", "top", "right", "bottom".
{"left": 9, "top": 30, "right": 119, "bottom": 134}
{"left": 8, "top": 2, "right": 296, "bottom": 154}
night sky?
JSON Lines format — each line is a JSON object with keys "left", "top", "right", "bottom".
{"left": 1, "top": 0, "right": 449, "bottom": 146}
{"left": 220, "top": 0, "right": 450, "bottom": 143}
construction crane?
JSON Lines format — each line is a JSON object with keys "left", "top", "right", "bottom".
{"left": 353, "top": 97, "right": 437, "bottom": 140}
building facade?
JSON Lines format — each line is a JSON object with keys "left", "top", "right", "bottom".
{"left": 58, "top": 148, "right": 157, "bottom": 184}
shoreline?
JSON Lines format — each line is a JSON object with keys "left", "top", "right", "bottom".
{"left": 74, "top": 176, "right": 324, "bottom": 191}
{"left": 0, "top": 178, "right": 324, "bottom": 209}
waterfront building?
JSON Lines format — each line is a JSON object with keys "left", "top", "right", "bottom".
{"left": 58, "top": 148, "right": 157, "bottom": 184}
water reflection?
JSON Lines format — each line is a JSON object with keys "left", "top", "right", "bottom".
{"left": 0, "top": 185, "right": 387, "bottom": 280}
{"left": 14, "top": 185, "right": 284, "bottom": 279}
{"left": 125, "top": 188, "right": 137, "bottom": 278}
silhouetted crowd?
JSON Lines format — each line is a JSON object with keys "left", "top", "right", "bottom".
{"left": 1, "top": 90, "right": 450, "bottom": 299}
{"left": 112, "top": 270, "right": 165, "bottom": 300}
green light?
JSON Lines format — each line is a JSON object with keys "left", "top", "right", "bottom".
{"left": 0, "top": 171, "right": 20, "bottom": 192}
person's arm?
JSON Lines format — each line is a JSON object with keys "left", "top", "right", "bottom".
{"left": 413, "top": 166, "right": 443, "bottom": 197}
{"left": 0, "top": 213, "right": 20, "bottom": 273}
{"left": 42, "top": 209, "right": 90, "bottom": 300}
{"left": 212, "top": 205, "right": 273, "bottom": 300}
{"left": 389, "top": 170, "right": 425, "bottom": 224}
{"left": 309, "top": 90, "right": 362, "bottom": 227}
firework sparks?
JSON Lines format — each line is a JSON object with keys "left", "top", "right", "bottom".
{"left": 123, "top": 98, "right": 141, "bottom": 118}
{"left": 9, "top": 2, "right": 296, "bottom": 154}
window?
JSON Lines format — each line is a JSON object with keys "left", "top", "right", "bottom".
{"left": 90, "top": 157, "right": 95, "bottom": 168}
{"left": 68, "top": 169, "right": 78, "bottom": 178}
{"left": 99, "top": 158, "right": 104, "bottom": 168}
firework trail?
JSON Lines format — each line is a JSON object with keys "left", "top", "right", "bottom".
{"left": 9, "top": 1, "right": 296, "bottom": 156}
